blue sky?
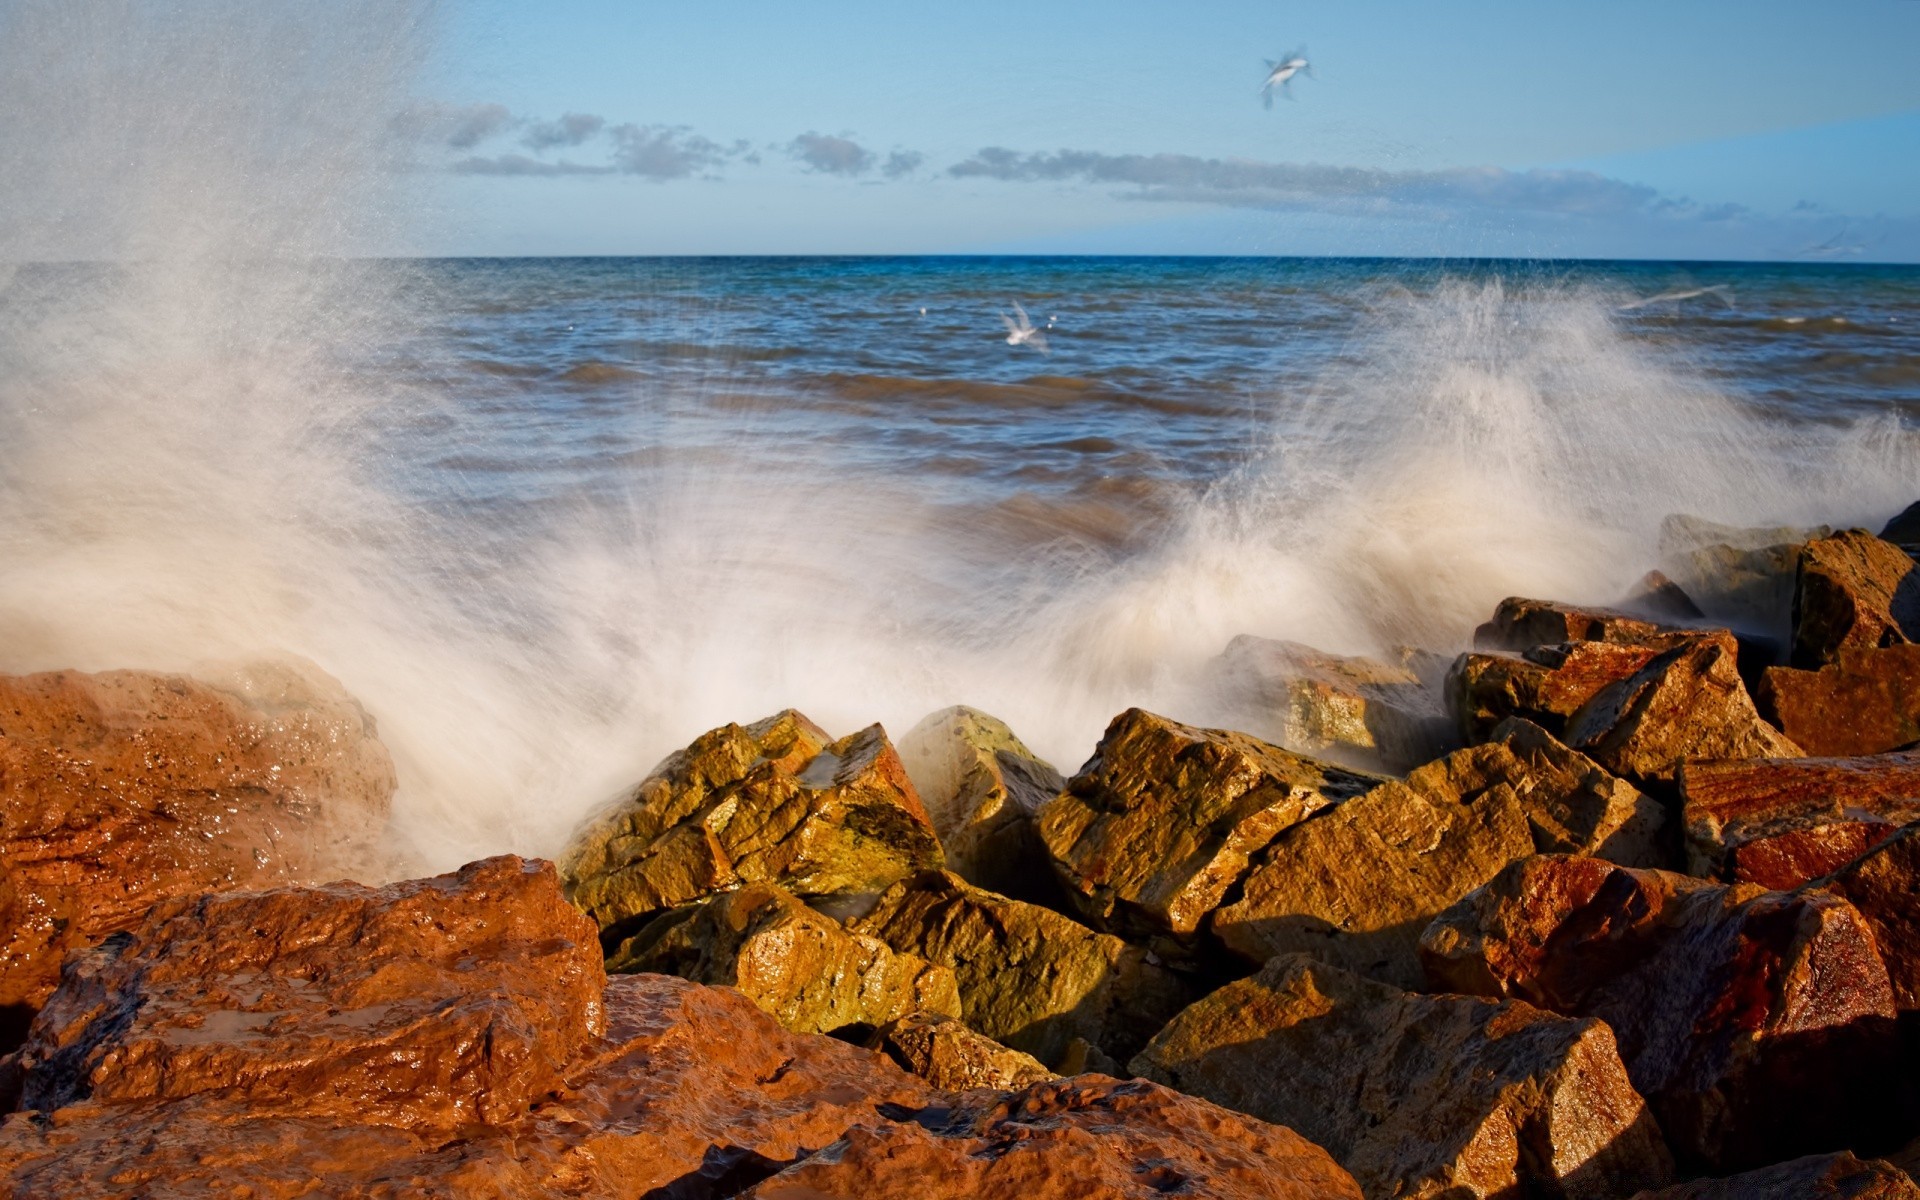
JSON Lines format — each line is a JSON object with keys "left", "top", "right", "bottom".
{"left": 416, "top": 0, "right": 1920, "bottom": 259}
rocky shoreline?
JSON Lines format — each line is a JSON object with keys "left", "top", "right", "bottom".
{"left": 5, "top": 513, "right": 1920, "bottom": 1196}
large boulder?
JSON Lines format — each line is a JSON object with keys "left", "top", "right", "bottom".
{"left": 1420, "top": 855, "right": 1903, "bottom": 1169}
{"left": 1677, "top": 752, "right": 1920, "bottom": 886}
{"left": 740, "top": 1076, "right": 1366, "bottom": 1200}
{"left": 1209, "top": 635, "right": 1455, "bottom": 772}
{"left": 850, "top": 869, "right": 1190, "bottom": 1067}
{"left": 1813, "top": 825, "right": 1920, "bottom": 1013}
{"left": 1448, "top": 640, "right": 1662, "bottom": 742}
{"left": 1658, "top": 514, "right": 1829, "bottom": 643}
{"left": 603, "top": 881, "right": 960, "bottom": 1036}
{"left": 864, "top": 1010, "right": 1054, "bottom": 1091}
{"left": 1474, "top": 596, "right": 1706, "bottom": 654}
{"left": 1561, "top": 635, "right": 1802, "bottom": 786}
{"left": 1210, "top": 720, "right": 1660, "bottom": 987}
{"left": 1757, "top": 645, "right": 1920, "bottom": 756}
{"left": 896, "top": 706, "right": 1062, "bottom": 902}
{"left": 1628, "top": 1152, "right": 1920, "bottom": 1199}
{"left": 560, "top": 711, "right": 943, "bottom": 939}
{"left": 1036, "top": 708, "right": 1379, "bottom": 940}
{"left": 1792, "top": 530, "right": 1920, "bottom": 668}
{"left": 0, "top": 662, "right": 396, "bottom": 1047}
{"left": 1131, "top": 954, "right": 1673, "bottom": 1200}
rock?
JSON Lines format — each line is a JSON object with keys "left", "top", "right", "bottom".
{"left": 1131, "top": 954, "right": 1673, "bottom": 1200}
{"left": 1562, "top": 635, "right": 1802, "bottom": 785}
{"left": 1757, "top": 645, "right": 1920, "bottom": 756}
{"left": 1210, "top": 762, "right": 1535, "bottom": 988}
{"left": 560, "top": 711, "right": 943, "bottom": 939}
{"left": 1474, "top": 596, "right": 1705, "bottom": 654}
{"left": 1883, "top": 500, "right": 1920, "bottom": 557}
{"left": 1448, "top": 640, "right": 1662, "bottom": 742}
{"left": 1628, "top": 1152, "right": 1920, "bottom": 1199}
{"left": 0, "top": 662, "right": 396, "bottom": 1048}
{"left": 850, "top": 869, "right": 1190, "bottom": 1067}
{"left": 896, "top": 706, "right": 1061, "bottom": 902}
{"left": 1625, "top": 571, "right": 1708, "bottom": 621}
{"left": 604, "top": 881, "right": 961, "bottom": 1036}
{"left": 1814, "top": 825, "right": 1920, "bottom": 1012}
{"left": 1678, "top": 752, "right": 1920, "bottom": 886}
{"left": 1420, "top": 855, "right": 1903, "bottom": 1170}
{"left": 1792, "top": 530, "right": 1920, "bottom": 668}
{"left": 865, "top": 1011, "right": 1055, "bottom": 1091}
{"left": 1210, "top": 635, "right": 1456, "bottom": 772}
{"left": 1661, "top": 514, "right": 1834, "bottom": 556}
{"left": 740, "top": 1075, "right": 1366, "bottom": 1200}
{"left": 1671, "top": 542, "right": 1804, "bottom": 641}
{"left": 1036, "top": 708, "right": 1380, "bottom": 940}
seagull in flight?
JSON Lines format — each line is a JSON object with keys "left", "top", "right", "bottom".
{"left": 1001, "top": 301, "right": 1050, "bottom": 354}
{"left": 1261, "top": 48, "right": 1311, "bottom": 108}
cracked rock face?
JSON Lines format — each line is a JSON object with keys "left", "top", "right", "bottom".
{"left": 1678, "top": 751, "right": 1920, "bottom": 887}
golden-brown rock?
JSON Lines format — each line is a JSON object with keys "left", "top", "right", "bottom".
{"left": 1677, "top": 751, "right": 1920, "bottom": 887}
{"left": 896, "top": 706, "right": 1062, "bottom": 902}
{"left": 1792, "top": 529, "right": 1920, "bottom": 668}
{"left": 605, "top": 881, "right": 960, "bottom": 1036}
{"left": 1132, "top": 954, "right": 1673, "bottom": 1200}
{"left": 1757, "top": 645, "right": 1920, "bottom": 756}
{"left": 1037, "top": 707, "right": 1380, "bottom": 939}
{"left": 560, "top": 710, "right": 943, "bottom": 937}
{"left": 1475, "top": 596, "right": 1707, "bottom": 653}
{"left": 865, "top": 1010, "right": 1055, "bottom": 1091}
{"left": 0, "top": 662, "right": 396, "bottom": 1051}
{"left": 1420, "top": 854, "right": 1903, "bottom": 1170}
{"left": 1448, "top": 641, "right": 1662, "bottom": 742}
{"left": 851, "top": 869, "right": 1190, "bottom": 1067}
{"left": 742, "top": 1076, "right": 1366, "bottom": 1200}
{"left": 1210, "top": 635, "right": 1455, "bottom": 771}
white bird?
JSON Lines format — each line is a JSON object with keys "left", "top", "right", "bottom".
{"left": 1001, "top": 300, "right": 1050, "bottom": 354}
{"left": 1261, "top": 48, "right": 1311, "bottom": 108}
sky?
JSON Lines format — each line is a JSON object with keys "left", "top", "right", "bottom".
{"left": 413, "top": 0, "right": 1920, "bottom": 259}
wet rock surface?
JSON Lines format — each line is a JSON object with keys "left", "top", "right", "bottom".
{"left": 1813, "top": 825, "right": 1920, "bottom": 1012}
{"left": 1211, "top": 635, "right": 1455, "bottom": 771}
{"left": 1037, "top": 707, "right": 1380, "bottom": 939}
{"left": 850, "top": 869, "right": 1190, "bottom": 1067}
{"left": 1449, "top": 640, "right": 1663, "bottom": 742}
{"left": 1132, "top": 954, "right": 1673, "bottom": 1200}
{"left": 560, "top": 710, "right": 944, "bottom": 938}
{"left": 1421, "top": 855, "right": 1904, "bottom": 1170}
{"left": 1474, "top": 595, "right": 1708, "bottom": 654}
{"left": 605, "top": 881, "right": 961, "bottom": 1036}
{"left": 1792, "top": 530, "right": 1920, "bottom": 669}
{"left": 1758, "top": 645, "right": 1920, "bottom": 757}
{"left": 1678, "top": 751, "right": 1920, "bottom": 886}
{"left": 896, "top": 706, "right": 1062, "bottom": 902}
{"left": 0, "top": 662, "right": 396, "bottom": 1046}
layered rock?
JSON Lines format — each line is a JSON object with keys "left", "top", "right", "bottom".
{"left": 1212, "top": 721, "right": 1661, "bottom": 987}
{"left": 1677, "top": 751, "right": 1920, "bottom": 886}
{"left": 0, "top": 662, "right": 396, "bottom": 1046}
{"left": 560, "top": 710, "right": 943, "bottom": 938}
{"left": 1628, "top": 1152, "right": 1920, "bottom": 1199}
{"left": 865, "top": 1010, "right": 1054, "bottom": 1091}
{"left": 1474, "top": 596, "right": 1705, "bottom": 654}
{"left": 1792, "top": 530, "right": 1920, "bottom": 668}
{"left": 1449, "top": 640, "right": 1662, "bottom": 742}
{"left": 0, "top": 857, "right": 1356, "bottom": 1199}
{"left": 604, "top": 881, "right": 960, "bottom": 1036}
{"left": 1562, "top": 635, "right": 1802, "bottom": 785}
{"left": 1814, "top": 825, "right": 1920, "bottom": 1012}
{"left": 1131, "top": 954, "right": 1673, "bottom": 1200}
{"left": 896, "top": 706, "right": 1062, "bottom": 901}
{"left": 1210, "top": 635, "right": 1454, "bottom": 771}
{"left": 740, "top": 1076, "right": 1366, "bottom": 1200}
{"left": 851, "top": 869, "right": 1190, "bottom": 1067}
{"left": 1420, "top": 855, "right": 1903, "bottom": 1169}
{"left": 1036, "top": 708, "right": 1379, "bottom": 940}
{"left": 1757, "top": 645, "right": 1920, "bottom": 756}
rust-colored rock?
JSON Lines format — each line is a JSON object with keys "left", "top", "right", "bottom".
{"left": 866, "top": 1010, "right": 1054, "bottom": 1091}
{"left": 560, "top": 710, "right": 943, "bottom": 937}
{"left": 1793, "top": 530, "right": 1920, "bottom": 668}
{"left": 851, "top": 869, "right": 1190, "bottom": 1067}
{"left": 9, "top": 855, "right": 603, "bottom": 1130}
{"left": 742, "top": 1076, "right": 1366, "bottom": 1200}
{"left": 1132, "top": 954, "right": 1673, "bottom": 1200}
{"left": 1210, "top": 635, "right": 1455, "bottom": 772}
{"left": 1475, "top": 595, "right": 1706, "bottom": 654}
{"left": 1814, "top": 825, "right": 1920, "bottom": 1012}
{"left": 1628, "top": 1152, "right": 1920, "bottom": 1199}
{"left": 1563, "top": 635, "right": 1802, "bottom": 785}
{"left": 1419, "top": 855, "right": 1902, "bottom": 1170}
{"left": 1678, "top": 752, "right": 1920, "bottom": 886}
{"left": 1757, "top": 645, "right": 1920, "bottom": 756}
{"left": 896, "top": 706, "right": 1062, "bottom": 902}
{"left": 1036, "top": 707, "right": 1379, "bottom": 939}
{"left": 0, "top": 662, "right": 396, "bottom": 1046}
{"left": 1448, "top": 640, "right": 1661, "bottom": 742}
{"left": 604, "top": 881, "right": 960, "bottom": 1036}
